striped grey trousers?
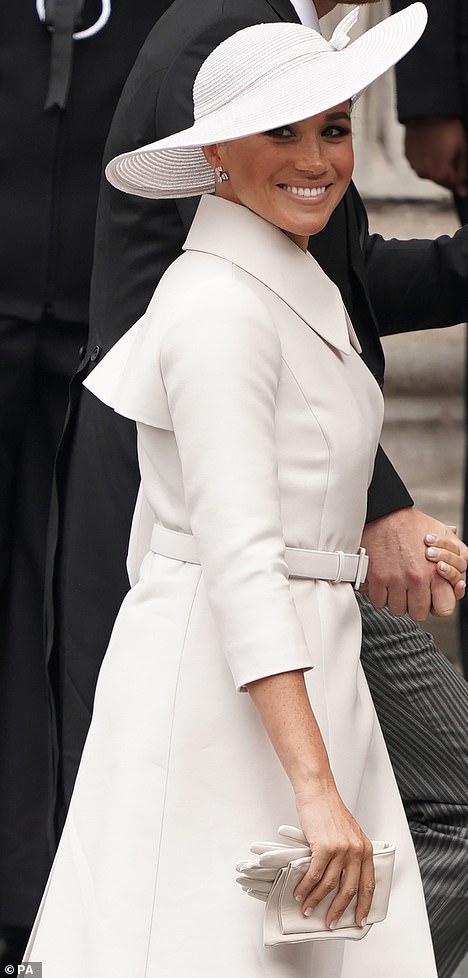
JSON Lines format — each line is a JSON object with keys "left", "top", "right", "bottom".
{"left": 358, "top": 593, "right": 468, "bottom": 978}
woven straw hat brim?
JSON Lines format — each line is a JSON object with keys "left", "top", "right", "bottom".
{"left": 106, "top": 3, "right": 427, "bottom": 200}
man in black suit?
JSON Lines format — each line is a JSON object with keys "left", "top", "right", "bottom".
{"left": 47, "top": 2, "right": 468, "bottom": 975}
{"left": 391, "top": 0, "right": 468, "bottom": 681}
{"left": 0, "top": 0, "right": 174, "bottom": 962}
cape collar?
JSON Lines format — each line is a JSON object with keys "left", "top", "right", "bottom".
{"left": 183, "top": 195, "right": 359, "bottom": 355}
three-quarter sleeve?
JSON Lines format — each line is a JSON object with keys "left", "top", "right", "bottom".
{"left": 160, "top": 275, "right": 313, "bottom": 690}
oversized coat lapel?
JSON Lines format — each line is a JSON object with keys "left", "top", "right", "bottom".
{"left": 184, "top": 195, "right": 360, "bottom": 356}
{"left": 308, "top": 188, "right": 386, "bottom": 385}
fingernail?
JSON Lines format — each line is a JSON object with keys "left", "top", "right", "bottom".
{"left": 439, "top": 562, "right": 449, "bottom": 572}
{"left": 295, "top": 895, "right": 302, "bottom": 903}
{"left": 459, "top": 581, "right": 466, "bottom": 592}
{"left": 304, "top": 907, "right": 314, "bottom": 917}
{"left": 360, "top": 917, "right": 368, "bottom": 928}
{"left": 426, "top": 547, "right": 438, "bottom": 558}
{"left": 329, "top": 919, "right": 339, "bottom": 930}
{"left": 425, "top": 534, "right": 437, "bottom": 544}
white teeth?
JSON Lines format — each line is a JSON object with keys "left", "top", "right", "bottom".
{"left": 283, "top": 185, "right": 327, "bottom": 197}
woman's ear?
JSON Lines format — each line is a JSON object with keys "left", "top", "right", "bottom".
{"left": 202, "top": 143, "right": 224, "bottom": 169}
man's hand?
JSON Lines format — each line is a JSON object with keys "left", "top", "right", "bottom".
{"left": 361, "top": 508, "right": 467, "bottom": 621}
{"left": 404, "top": 116, "right": 468, "bottom": 197}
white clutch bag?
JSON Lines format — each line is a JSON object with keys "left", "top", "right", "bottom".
{"left": 236, "top": 826, "right": 396, "bottom": 947}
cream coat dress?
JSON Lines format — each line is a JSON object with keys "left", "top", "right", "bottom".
{"left": 26, "top": 195, "right": 437, "bottom": 977}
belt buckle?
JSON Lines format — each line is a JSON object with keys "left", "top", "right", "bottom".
{"left": 354, "top": 547, "right": 367, "bottom": 590}
{"left": 332, "top": 551, "right": 345, "bottom": 583}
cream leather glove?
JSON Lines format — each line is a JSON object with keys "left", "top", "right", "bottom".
{"left": 236, "top": 825, "right": 310, "bottom": 901}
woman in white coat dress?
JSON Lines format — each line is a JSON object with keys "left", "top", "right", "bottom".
{"left": 26, "top": 8, "right": 439, "bottom": 978}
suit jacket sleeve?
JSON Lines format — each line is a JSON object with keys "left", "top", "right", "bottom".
{"left": 390, "top": 0, "right": 462, "bottom": 120}
{"left": 364, "top": 225, "right": 468, "bottom": 335}
{"left": 366, "top": 447, "right": 413, "bottom": 523}
{"left": 161, "top": 278, "right": 313, "bottom": 691}
{"left": 348, "top": 183, "right": 468, "bottom": 334}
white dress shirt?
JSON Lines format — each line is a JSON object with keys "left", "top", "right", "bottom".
{"left": 289, "top": 0, "right": 320, "bottom": 30}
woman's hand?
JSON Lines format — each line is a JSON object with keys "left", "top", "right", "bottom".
{"left": 425, "top": 531, "right": 467, "bottom": 601}
{"left": 247, "top": 670, "right": 374, "bottom": 930}
{"left": 293, "top": 787, "right": 375, "bottom": 929}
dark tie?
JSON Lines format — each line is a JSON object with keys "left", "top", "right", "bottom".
{"left": 43, "top": 0, "right": 86, "bottom": 110}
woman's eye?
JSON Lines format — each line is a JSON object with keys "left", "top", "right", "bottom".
{"left": 265, "top": 125, "right": 294, "bottom": 139}
{"left": 323, "top": 125, "right": 351, "bottom": 138}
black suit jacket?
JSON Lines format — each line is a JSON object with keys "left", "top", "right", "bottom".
{"left": 391, "top": 0, "right": 468, "bottom": 124}
{"left": 50, "top": 0, "right": 468, "bottom": 813}
{"left": 0, "top": 0, "right": 172, "bottom": 321}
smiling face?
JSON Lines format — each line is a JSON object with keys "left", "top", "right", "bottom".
{"left": 202, "top": 104, "right": 354, "bottom": 251}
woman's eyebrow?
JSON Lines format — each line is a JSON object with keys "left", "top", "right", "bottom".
{"left": 324, "top": 111, "right": 351, "bottom": 122}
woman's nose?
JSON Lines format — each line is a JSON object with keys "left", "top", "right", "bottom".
{"left": 294, "top": 141, "right": 327, "bottom": 173}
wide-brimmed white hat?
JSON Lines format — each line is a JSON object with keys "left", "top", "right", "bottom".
{"left": 106, "top": 3, "right": 427, "bottom": 200}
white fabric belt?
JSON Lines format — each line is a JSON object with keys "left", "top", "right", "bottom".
{"left": 150, "top": 525, "right": 368, "bottom": 589}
